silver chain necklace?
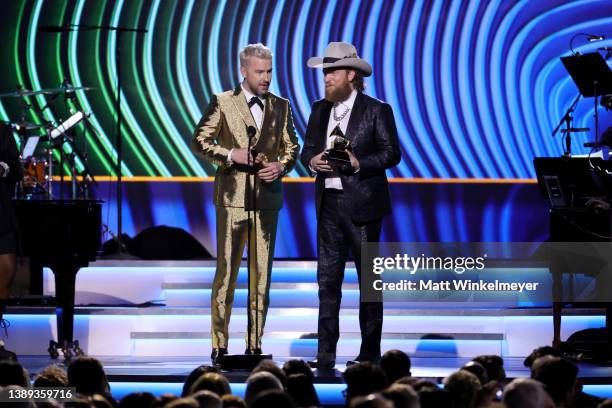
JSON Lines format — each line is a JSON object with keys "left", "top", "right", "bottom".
{"left": 333, "top": 103, "right": 350, "bottom": 122}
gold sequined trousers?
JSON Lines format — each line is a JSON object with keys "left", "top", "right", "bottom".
{"left": 211, "top": 206, "right": 279, "bottom": 350}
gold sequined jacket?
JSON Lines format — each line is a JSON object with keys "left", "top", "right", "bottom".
{"left": 192, "top": 86, "right": 299, "bottom": 210}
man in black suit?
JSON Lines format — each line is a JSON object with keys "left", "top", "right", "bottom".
{"left": 301, "top": 42, "right": 401, "bottom": 369}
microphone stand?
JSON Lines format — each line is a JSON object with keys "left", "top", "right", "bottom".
{"left": 40, "top": 24, "right": 147, "bottom": 255}
{"left": 247, "top": 127, "right": 255, "bottom": 357}
{"left": 551, "top": 93, "right": 580, "bottom": 156}
{"left": 220, "top": 125, "right": 271, "bottom": 370}
{"left": 63, "top": 84, "right": 99, "bottom": 197}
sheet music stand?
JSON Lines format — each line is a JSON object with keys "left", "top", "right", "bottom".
{"left": 561, "top": 53, "right": 612, "bottom": 145}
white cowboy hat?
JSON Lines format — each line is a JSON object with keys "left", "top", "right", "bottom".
{"left": 307, "top": 42, "right": 372, "bottom": 77}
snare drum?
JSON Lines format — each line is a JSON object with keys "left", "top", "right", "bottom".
{"left": 22, "top": 157, "right": 48, "bottom": 186}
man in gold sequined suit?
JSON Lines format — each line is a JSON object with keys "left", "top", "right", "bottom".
{"left": 192, "top": 43, "right": 299, "bottom": 365}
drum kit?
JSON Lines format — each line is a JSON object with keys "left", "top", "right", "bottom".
{"left": 0, "top": 82, "right": 97, "bottom": 199}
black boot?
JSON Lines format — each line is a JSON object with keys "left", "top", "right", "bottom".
{"left": 0, "top": 299, "right": 17, "bottom": 361}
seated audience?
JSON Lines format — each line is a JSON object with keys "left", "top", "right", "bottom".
{"left": 418, "top": 387, "right": 453, "bottom": 408}
{"left": 443, "top": 370, "right": 480, "bottom": 408}
{"left": 531, "top": 357, "right": 579, "bottom": 408}
{"left": 192, "top": 389, "right": 222, "bottom": 408}
{"left": 380, "top": 383, "right": 419, "bottom": 408}
{"left": 118, "top": 391, "right": 158, "bottom": 408}
{"left": 282, "top": 359, "right": 314, "bottom": 381}
{"left": 460, "top": 361, "right": 488, "bottom": 385}
{"left": 0, "top": 360, "right": 29, "bottom": 387}
{"left": 34, "top": 365, "right": 69, "bottom": 388}
{"left": 67, "top": 357, "right": 110, "bottom": 396}
{"left": 472, "top": 355, "right": 506, "bottom": 383}
{"left": 250, "top": 389, "right": 296, "bottom": 408}
{"left": 380, "top": 349, "right": 412, "bottom": 384}
{"left": 221, "top": 394, "right": 247, "bottom": 408}
{"left": 244, "top": 371, "right": 283, "bottom": 406}
{"left": 182, "top": 365, "right": 219, "bottom": 397}
{"left": 502, "top": 378, "right": 554, "bottom": 408}
{"left": 190, "top": 372, "right": 231, "bottom": 397}
{"left": 286, "top": 373, "right": 319, "bottom": 407}
{"left": 343, "top": 362, "right": 388, "bottom": 404}
{"left": 251, "top": 359, "right": 287, "bottom": 388}
{"left": 348, "top": 393, "right": 393, "bottom": 408}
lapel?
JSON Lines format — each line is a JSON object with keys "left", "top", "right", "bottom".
{"left": 345, "top": 92, "right": 366, "bottom": 143}
{"left": 319, "top": 100, "right": 333, "bottom": 150}
{"left": 231, "top": 85, "right": 259, "bottom": 134}
{"left": 260, "top": 94, "right": 274, "bottom": 133}
{"left": 253, "top": 94, "right": 276, "bottom": 150}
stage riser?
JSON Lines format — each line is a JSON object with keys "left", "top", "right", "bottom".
{"left": 43, "top": 266, "right": 352, "bottom": 307}
{"left": 163, "top": 289, "right": 356, "bottom": 308}
{"left": 4, "top": 314, "right": 603, "bottom": 358}
{"left": 132, "top": 339, "right": 503, "bottom": 359}
{"left": 21, "top": 263, "right": 606, "bottom": 359}
{"left": 43, "top": 265, "right": 563, "bottom": 308}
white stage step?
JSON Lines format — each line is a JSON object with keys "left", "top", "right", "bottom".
{"left": 4, "top": 307, "right": 604, "bottom": 358}
{"left": 1, "top": 260, "right": 600, "bottom": 359}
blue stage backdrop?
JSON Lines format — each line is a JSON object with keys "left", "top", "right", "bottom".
{"left": 1, "top": 0, "right": 611, "bottom": 178}
{"left": 1, "top": 1, "right": 610, "bottom": 256}
{"left": 94, "top": 180, "right": 549, "bottom": 258}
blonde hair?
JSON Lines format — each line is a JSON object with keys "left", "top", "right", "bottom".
{"left": 239, "top": 43, "right": 273, "bottom": 67}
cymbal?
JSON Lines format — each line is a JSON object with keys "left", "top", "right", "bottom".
{"left": 3, "top": 120, "right": 47, "bottom": 131}
{"left": 44, "top": 85, "right": 95, "bottom": 94}
{"left": 0, "top": 88, "right": 56, "bottom": 98}
{"left": 561, "top": 128, "right": 590, "bottom": 134}
{"left": 0, "top": 85, "right": 95, "bottom": 99}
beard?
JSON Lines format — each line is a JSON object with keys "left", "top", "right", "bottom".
{"left": 244, "top": 79, "right": 269, "bottom": 97}
{"left": 325, "top": 82, "right": 353, "bottom": 102}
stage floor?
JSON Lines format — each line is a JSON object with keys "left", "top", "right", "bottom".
{"left": 17, "top": 355, "right": 612, "bottom": 383}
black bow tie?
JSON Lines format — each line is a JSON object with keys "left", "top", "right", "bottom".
{"left": 248, "top": 96, "right": 264, "bottom": 110}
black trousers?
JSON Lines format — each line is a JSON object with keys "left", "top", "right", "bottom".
{"left": 316, "top": 189, "right": 383, "bottom": 360}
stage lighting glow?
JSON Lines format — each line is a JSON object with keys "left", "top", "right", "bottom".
{"left": 2, "top": 1, "right": 609, "bottom": 178}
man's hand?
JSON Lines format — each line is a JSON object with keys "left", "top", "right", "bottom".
{"left": 230, "top": 148, "right": 262, "bottom": 165}
{"left": 258, "top": 162, "right": 284, "bottom": 183}
{"left": 309, "top": 152, "right": 333, "bottom": 173}
{"left": 347, "top": 150, "right": 360, "bottom": 172}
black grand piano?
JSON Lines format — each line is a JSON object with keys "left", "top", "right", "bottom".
{"left": 14, "top": 199, "right": 101, "bottom": 358}
{"left": 535, "top": 157, "right": 612, "bottom": 360}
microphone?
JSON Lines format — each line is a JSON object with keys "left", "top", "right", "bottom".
{"left": 246, "top": 126, "right": 257, "bottom": 139}
{"left": 588, "top": 35, "right": 605, "bottom": 42}
{"left": 246, "top": 125, "right": 258, "bottom": 167}
{"left": 39, "top": 26, "right": 71, "bottom": 33}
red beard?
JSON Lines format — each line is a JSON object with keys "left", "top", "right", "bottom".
{"left": 325, "top": 83, "right": 353, "bottom": 102}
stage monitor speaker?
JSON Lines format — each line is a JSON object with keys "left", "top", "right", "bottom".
{"left": 219, "top": 353, "right": 273, "bottom": 370}
{"left": 102, "top": 225, "right": 212, "bottom": 259}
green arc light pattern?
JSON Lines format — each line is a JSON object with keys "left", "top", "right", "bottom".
{"left": 2, "top": 1, "right": 612, "bottom": 178}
